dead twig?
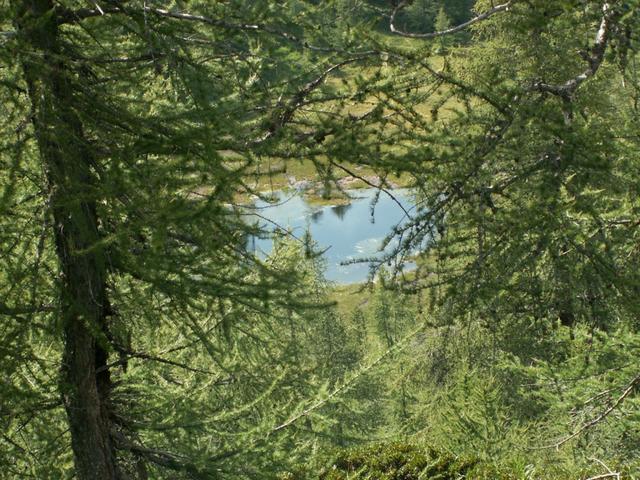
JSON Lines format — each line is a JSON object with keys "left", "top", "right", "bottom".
{"left": 544, "top": 373, "right": 640, "bottom": 449}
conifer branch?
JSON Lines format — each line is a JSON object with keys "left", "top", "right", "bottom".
{"left": 544, "top": 372, "right": 640, "bottom": 449}
{"left": 56, "top": 3, "right": 335, "bottom": 52}
{"left": 532, "top": 2, "right": 617, "bottom": 99}
{"left": 112, "top": 431, "right": 194, "bottom": 471}
{"left": 586, "top": 458, "right": 620, "bottom": 480}
{"left": 585, "top": 474, "right": 620, "bottom": 480}
{"left": 415, "top": 58, "right": 512, "bottom": 116}
{"left": 390, "top": 1, "right": 514, "bottom": 39}
{"left": 0, "top": 302, "right": 54, "bottom": 316}
{"left": 98, "top": 349, "right": 230, "bottom": 377}
{"left": 56, "top": 2, "right": 128, "bottom": 24}
{"left": 328, "top": 160, "right": 413, "bottom": 220}
{"left": 272, "top": 321, "right": 427, "bottom": 432}
{"left": 253, "top": 57, "right": 372, "bottom": 145}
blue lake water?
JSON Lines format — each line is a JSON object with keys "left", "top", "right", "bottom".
{"left": 246, "top": 188, "right": 416, "bottom": 284}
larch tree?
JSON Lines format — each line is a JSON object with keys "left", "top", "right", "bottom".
{"left": 278, "top": 0, "right": 640, "bottom": 460}
{"left": 375, "top": 0, "right": 640, "bottom": 457}
{"left": 0, "top": 1, "right": 376, "bottom": 478}
{"left": 3, "top": 0, "right": 640, "bottom": 477}
{"left": 382, "top": 0, "right": 640, "bottom": 342}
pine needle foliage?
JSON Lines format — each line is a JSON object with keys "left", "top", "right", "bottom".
{"left": 0, "top": 1, "right": 381, "bottom": 477}
{"left": 3, "top": 0, "right": 640, "bottom": 478}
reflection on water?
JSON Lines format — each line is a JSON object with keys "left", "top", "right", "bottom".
{"left": 310, "top": 209, "right": 324, "bottom": 223}
{"left": 330, "top": 203, "right": 352, "bottom": 220}
{"left": 247, "top": 188, "right": 416, "bottom": 284}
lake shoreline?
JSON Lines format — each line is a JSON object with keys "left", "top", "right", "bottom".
{"left": 247, "top": 187, "right": 417, "bottom": 284}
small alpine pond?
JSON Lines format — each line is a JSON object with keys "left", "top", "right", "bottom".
{"left": 245, "top": 188, "right": 418, "bottom": 284}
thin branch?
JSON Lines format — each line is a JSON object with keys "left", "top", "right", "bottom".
{"left": 532, "top": 2, "right": 617, "bottom": 99}
{"left": 252, "top": 57, "right": 372, "bottom": 145}
{"left": 56, "top": 5, "right": 125, "bottom": 24}
{"left": 97, "top": 349, "right": 229, "bottom": 376}
{"left": 56, "top": 3, "right": 371, "bottom": 55}
{"left": 546, "top": 372, "right": 640, "bottom": 449}
{"left": 586, "top": 458, "right": 620, "bottom": 480}
{"left": 415, "top": 57, "right": 511, "bottom": 116}
{"left": 71, "top": 53, "right": 162, "bottom": 64}
{"left": 585, "top": 474, "right": 620, "bottom": 480}
{"left": 328, "top": 160, "right": 413, "bottom": 221}
{"left": 390, "top": 1, "right": 514, "bottom": 39}
{"left": 145, "top": 7, "right": 279, "bottom": 33}
{"left": 112, "top": 431, "right": 193, "bottom": 471}
{"left": 57, "top": 3, "right": 324, "bottom": 50}
{"left": 0, "top": 302, "right": 54, "bottom": 316}
{"left": 0, "top": 31, "right": 17, "bottom": 42}
{"left": 272, "top": 321, "right": 426, "bottom": 432}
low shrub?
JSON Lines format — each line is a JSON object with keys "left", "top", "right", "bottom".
{"left": 319, "top": 442, "right": 513, "bottom": 479}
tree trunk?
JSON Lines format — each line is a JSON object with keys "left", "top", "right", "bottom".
{"left": 14, "top": 1, "right": 119, "bottom": 478}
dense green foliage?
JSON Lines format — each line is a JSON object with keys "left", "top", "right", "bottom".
{"left": 2, "top": 0, "right": 640, "bottom": 479}
{"left": 342, "top": 288, "right": 640, "bottom": 477}
{"left": 319, "top": 443, "right": 507, "bottom": 480}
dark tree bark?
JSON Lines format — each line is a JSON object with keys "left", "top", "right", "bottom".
{"left": 13, "top": 1, "right": 119, "bottom": 478}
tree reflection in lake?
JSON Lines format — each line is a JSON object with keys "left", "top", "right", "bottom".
{"left": 310, "top": 209, "right": 324, "bottom": 223}
{"left": 330, "top": 203, "right": 352, "bottom": 221}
